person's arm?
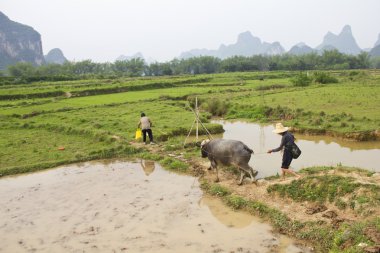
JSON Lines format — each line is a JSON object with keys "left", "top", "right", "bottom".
{"left": 137, "top": 120, "right": 141, "bottom": 128}
{"left": 149, "top": 118, "right": 153, "bottom": 127}
{"left": 268, "top": 135, "right": 286, "bottom": 153}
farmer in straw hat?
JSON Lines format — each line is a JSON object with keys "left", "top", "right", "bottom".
{"left": 268, "top": 123, "right": 301, "bottom": 180}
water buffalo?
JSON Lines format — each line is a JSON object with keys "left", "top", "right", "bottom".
{"left": 201, "top": 139, "right": 258, "bottom": 185}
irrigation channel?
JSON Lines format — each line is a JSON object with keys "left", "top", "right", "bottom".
{"left": 213, "top": 120, "right": 380, "bottom": 178}
{"left": 0, "top": 160, "right": 310, "bottom": 253}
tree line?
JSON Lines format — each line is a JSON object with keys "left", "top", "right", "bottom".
{"left": 1, "top": 50, "right": 379, "bottom": 82}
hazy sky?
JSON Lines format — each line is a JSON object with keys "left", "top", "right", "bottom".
{"left": 2, "top": 0, "right": 379, "bottom": 62}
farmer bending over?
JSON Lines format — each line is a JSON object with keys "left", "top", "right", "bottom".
{"left": 138, "top": 112, "right": 155, "bottom": 144}
{"left": 267, "top": 123, "right": 301, "bottom": 180}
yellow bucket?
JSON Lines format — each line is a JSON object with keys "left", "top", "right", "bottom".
{"left": 135, "top": 128, "right": 142, "bottom": 139}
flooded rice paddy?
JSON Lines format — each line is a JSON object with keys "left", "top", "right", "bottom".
{"left": 0, "top": 160, "right": 309, "bottom": 253}
{"left": 215, "top": 121, "right": 380, "bottom": 178}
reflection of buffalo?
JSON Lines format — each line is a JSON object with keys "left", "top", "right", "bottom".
{"left": 140, "top": 160, "right": 155, "bottom": 176}
{"left": 201, "top": 139, "right": 258, "bottom": 185}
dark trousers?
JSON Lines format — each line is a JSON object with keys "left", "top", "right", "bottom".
{"left": 282, "top": 149, "right": 293, "bottom": 169}
{"left": 142, "top": 129, "right": 153, "bottom": 143}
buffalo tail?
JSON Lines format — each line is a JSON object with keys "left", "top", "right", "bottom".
{"left": 243, "top": 145, "right": 253, "bottom": 154}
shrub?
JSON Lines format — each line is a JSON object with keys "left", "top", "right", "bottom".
{"left": 202, "top": 98, "right": 229, "bottom": 116}
{"left": 313, "top": 72, "right": 339, "bottom": 84}
{"left": 291, "top": 72, "right": 312, "bottom": 87}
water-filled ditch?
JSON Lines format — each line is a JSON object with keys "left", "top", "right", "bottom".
{"left": 213, "top": 120, "right": 380, "bottom": 178}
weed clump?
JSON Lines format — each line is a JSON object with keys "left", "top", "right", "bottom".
{"left": 313, "top": 72, "right": 339, "bottom": 84}
{"left": 331, "top": 218, "right": 380, "bottom": 252}
{"left": 200, "top": 181, "right": 230, "bottom": 196}
{"left": 201, "top": 98, "right": 229, "bottom": 116}
{"left": 161, "top": 157, "right": 188, "bottom": 172}
{"left": 267, "top": 174, "right": 380, "bottom": 214}
{"left": 225, "top": 195, "right": 247, "bottom": 209}
{"left": 291, "top": 72, "right": 313, "bottom": 87}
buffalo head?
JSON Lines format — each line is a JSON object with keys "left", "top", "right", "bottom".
{"left": 200, "top": 139, "right": 210, "bottom": 158}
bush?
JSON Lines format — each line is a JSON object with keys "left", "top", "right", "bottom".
{"left": 313, "top": 72, "right": 339, "bottom": 84}
{"left": 202, "top": 98, "right": 229, "bottom": 116}
{"left": 291, "top": 72, "right": 312, "bottom": 87}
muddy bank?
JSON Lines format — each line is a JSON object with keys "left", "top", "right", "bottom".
{"left": 211, "top": 117, "right": 379, "bottom": 141}
{"left": 291, "top": 127, "right": 380, "bottom": 141}
{"left": 0, "top": 160, "right": 308, "bottom": 253}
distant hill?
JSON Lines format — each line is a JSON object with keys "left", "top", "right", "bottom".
{"left": 115, "top": 52, "right": 155, "bottom": 64}
{"left": 369, "top": 45, "right": 380, "bottom": 57}
{"left": 0, "top": 11, "right": 45, "bottom": 70}
{"left": 116, "top": 52, "right": 144, "bottom": 62}
{"left": 374, "top": 34, "right": 380, "bottom": 48}
{"left": 288, "top": 42, "right": 315, "bottom": 55}
{"left": 316, "top": 25, "right": 361, "bottom": 55}
{"left": 44, "top": 48, "right": 67, "bottom": 64}
{"left": 180, "top": 26, "right": 367, "bottom": 59}
{"left": 180, "top": 31, "right": 285, "bottom": 59}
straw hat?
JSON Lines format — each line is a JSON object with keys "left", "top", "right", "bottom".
{"left": 272, "top": 123, "right": 289, "bottom": 134}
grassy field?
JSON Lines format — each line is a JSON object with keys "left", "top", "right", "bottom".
{"left": 1, "top": 69, "right": 379, "bottom": 252}
{"left": 1, "top": 69, "right": 380, "bottom": 176}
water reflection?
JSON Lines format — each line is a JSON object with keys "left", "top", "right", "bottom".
{"left": 212, "top": 120, "right": 380, "bottom": 177}
{"left": 199, "top": 195, "right": 255, "bottom": 228}
{"left": 139, "top": 159, "right": 156, "bottom": 176}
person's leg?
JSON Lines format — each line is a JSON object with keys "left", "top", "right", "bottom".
{"left": 281, "top": 168, "right": 286, "bottom": 179}
{"left": 142, "top": 129, "right": 147, "bottom": 144}
{"left": 281, "top": 150, "right": 300, "bottom": 179}
{"left": 147, "top": 129, "right": 154, "bottom": 143}
{"left": 282, "top": 168, "right": 301, "bottom": 178}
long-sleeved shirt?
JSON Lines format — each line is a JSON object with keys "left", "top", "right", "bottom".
{"left": 272, "top": 131, "right": 294, "bottom": 152}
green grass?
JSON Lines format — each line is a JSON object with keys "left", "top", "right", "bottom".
{"left": 330, "top": 218, "right": 380, "bottom": 253}
{"left": 197, "top": 72, "right": 380, "bottom": 136}
{"left": 1, "top": 69, "right": 379, "bottom": 177}
{"left": 267, "top": 174, "right": 380, "bottom": 215}
{"left": 160, "top": 157, "right": 188, "bottom": 172}
{"left": 0, "top": 86, "right": 229, "bottom": 116}
{"left": 14, "top": 101, "right": 222, "bottom": 140}
{"left": 0, "top": 75, "right": 215, "bottom": 97}
{"left": 0, "top": 99, "right": 223, "bottom": 176}
{"left": 300, "top": 166, "right": 375, "bottom": 177}
{"left": 0, "top": 128, "right": 141, "bottom": 176}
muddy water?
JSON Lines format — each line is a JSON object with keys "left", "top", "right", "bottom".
{"left": 0, "top": 160, "right": 308, "bottom": 253}
{"left": 214, "top": 120, "right": 380, "bottom": 178}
